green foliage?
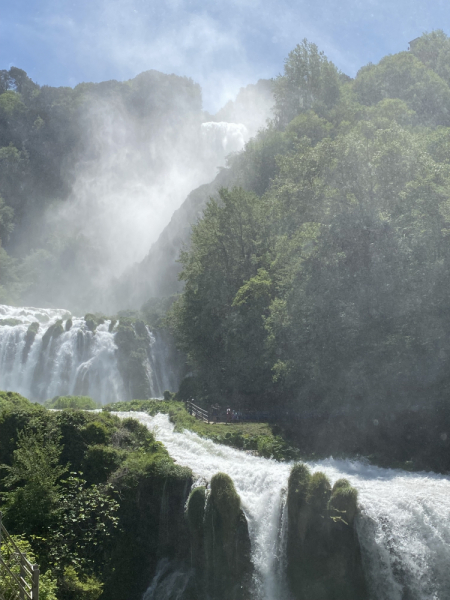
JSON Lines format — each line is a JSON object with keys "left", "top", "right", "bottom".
{"left": 82, "top": 445, "right": 124, "bottom": 484}
{"left": 1, "top": 427, "right": 67, "bottom": 535}
{"left": 0, "top": 534, "right": 58, "bottom": 600}
{"left": 0, "top": 398, "right": 192, "bottom": 600}
{"left": 167, "top": 31, "right": 450, "bottom": 423}
{"left": 59, "top": 565, "right": 103, "bottom": 600}
{"left": 0, "top": 390, "right": 32, "bottom": 412}
{"left": 273, "top": 39, "right": 341, "bottom": 127}
{"left": 45, "top": 395, "right": 99, "bottom": 410}
{"left": 354, "top": 51, "right": 450, "bottom": 126}
{"left": 168, "top": 186, "right": 277, "bottom": 404}
{"left": 103, "top": 399, "right": 301, "bottom": 460}
{"left": 46, "top": 474, "right": 120, "bottom": 573}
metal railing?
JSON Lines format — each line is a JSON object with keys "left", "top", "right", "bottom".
{"left": 186, "top": 401, "right": 210, "bottom": 423}
{"left": 0, "top": 513, "right": 39, "bottom": 600}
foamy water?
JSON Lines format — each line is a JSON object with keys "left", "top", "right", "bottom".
{"left": 115, "top": 411, "right": 450, "bottom": 600}
{"left": 0, "top": 305, "right": 172, "bottom": 404}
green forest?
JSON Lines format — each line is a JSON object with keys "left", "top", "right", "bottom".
{"left": 168, "top": 32, "right": 450, "bottom": 424}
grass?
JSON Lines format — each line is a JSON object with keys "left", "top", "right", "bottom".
{"left": 103, "top": 399, "right": 302, "bottom": 461}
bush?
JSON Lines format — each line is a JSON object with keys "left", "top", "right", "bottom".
{"left": 59, "top": 566, "right": 103, "bottom": 600}
{"left": 82, "top": 445, "right": 124, "bottom": 484}
{"left": 0, "top": 391, "right": 32, "bottom": 412}
{"left": 45, "top": 396, "right": 98, "bottom": 410}
{"left": 81, "top": 421, "right": 111, "bottom": 445}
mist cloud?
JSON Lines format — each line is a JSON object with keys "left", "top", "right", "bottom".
{"left": 7, "top": 0, "right": 447, "bottom": 113}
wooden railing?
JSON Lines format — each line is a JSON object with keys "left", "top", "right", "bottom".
{"left": 0, "top": 512, "right": 39, "bottom": 600}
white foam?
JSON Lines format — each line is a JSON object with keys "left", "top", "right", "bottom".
{"left": 117, "top": 411, "right": 450, "bottom": 600}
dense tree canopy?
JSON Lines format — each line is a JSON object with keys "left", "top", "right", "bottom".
{"left": 169, "top": 31, "right": 450, "bottom": 414}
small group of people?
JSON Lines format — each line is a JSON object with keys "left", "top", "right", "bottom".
{"left": 226, "top": 408, "right": 240, "bottom": 423}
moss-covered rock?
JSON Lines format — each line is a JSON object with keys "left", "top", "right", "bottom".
{"left": 186, "top": 486, "right": 206, "bottom": 572}
{"left": 203, "top": 473, "right": 252, "bottom": 600}
{"left": 26, "top": 321, "right": 39, "bottom": 339}
{"left": 328, "top": 478, "right": 358, "bottom": 525}
{"left": 65, "top": 317, "right": 73, "bottom": 331}
{"left": 103, "top": 451, "right": 193, "bottom": 600}
{"left": 0, "top": 318, "right": 23, "bottom": 326}
{"left": 286, "top": 463, "right": 367, "bottom": 600}
{"left": 84, "top": 313, "right": 105, "bottom": 332}
{"left": 114, "top": 319, "right": 152, "bottom": 400}
{"left": 41, "top": 319, "right": 64, "bottom": 349}
{"left": 21, "top": 321, "right": 39, "bottom": 362}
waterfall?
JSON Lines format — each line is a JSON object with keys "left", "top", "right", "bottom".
{"left": 0, "top": 305, "right": 171, "bottom": 404}
{"left": 114, "top": 412, "right": 450, "bottom": 600}
{"left": 201, "top": 122, "right": 248, "bottom": 166}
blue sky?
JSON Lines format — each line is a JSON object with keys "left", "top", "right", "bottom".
{"left": 1, "top": 0, "right": 448, "bottom": 112}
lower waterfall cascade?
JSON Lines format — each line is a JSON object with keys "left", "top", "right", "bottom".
{"left": 115, "top": 411, "right": 450, "bottom": 600}
{"left": 0, "top": 304, "right": 175, "bottom": 404}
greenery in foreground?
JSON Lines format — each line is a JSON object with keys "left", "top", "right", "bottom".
{"left": 0, "top": 391, "right": 192, "bottom": 600}
{"left": 168, "top": 32, "right": 450, "bottom": 422}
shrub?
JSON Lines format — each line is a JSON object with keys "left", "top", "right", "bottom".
{"left": 82, "top": 445, "right": 124, "bottom": 484}
{"left": 81, "top": 421, "right": 111, "bottom": 445}
{"left": 59, "top": 566, "right": 103, "bottom": 600}
{"left": 45, "top": 396, "right": 98, "bottom": 410}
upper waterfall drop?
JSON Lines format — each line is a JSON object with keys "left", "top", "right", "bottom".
{"left": 0, "top": 304, "right": 173, "bottom": 404}
{"left": 201, "top": 121, "right": 249, "bottom": 164}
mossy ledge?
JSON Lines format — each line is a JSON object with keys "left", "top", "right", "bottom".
{"left": 185, "top": 473, "right": 252, "bottom": 600}
{"left": 286, "top": 463, "right": 367, "bottom": 600}
{"left": 22, "top": 321, "right": 39, "bottom": 362}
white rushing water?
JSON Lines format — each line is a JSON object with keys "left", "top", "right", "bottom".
{"left": 0, "top": 305, "right": 172, "bottom": 404}
{"left": 201, "top": 121, "right": 249, "bottom": 165}
{"left": 115, "top": 411, "right": 450, "bottom": 600}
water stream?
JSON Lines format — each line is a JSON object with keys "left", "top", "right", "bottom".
{"left": 115, "top": 411, "right": 450, "bottom": 600}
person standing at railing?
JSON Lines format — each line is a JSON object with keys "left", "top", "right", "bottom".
{"left": 210, "top": 404, "right": 219, "bottom": 423}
